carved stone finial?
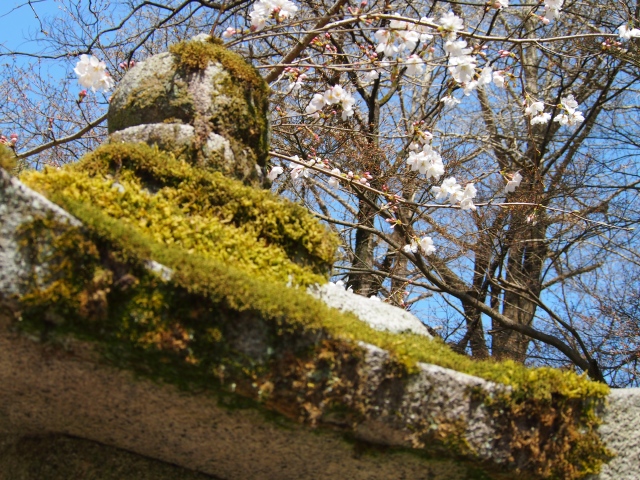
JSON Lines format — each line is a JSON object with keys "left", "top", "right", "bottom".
{"left": 107, "top": 36, "right": 270, "bottom": 187}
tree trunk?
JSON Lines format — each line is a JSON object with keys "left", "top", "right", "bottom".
{"left": 493, "top": 217, "right": 547, "bottom": 361}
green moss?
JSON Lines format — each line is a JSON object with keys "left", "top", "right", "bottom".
{"left": 0, "top": 145, "right": 17, "bottom": 172}
{"left": 22, "top": 143, "right": 335, "bottom": 282}
{"left": 16, "top": 141, "right": 612, "bottom": 479}
{"left": 15, "top": 208, "right": 611, "bottom": 479}
{"left": 169, "top": 38, "right": 267, "bottom": 93}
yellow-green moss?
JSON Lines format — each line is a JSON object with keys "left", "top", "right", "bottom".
{"left": 22, "top": 143, "right": 336, "bottom": 283}
{"left": 169, "top": 38, "right": 268, "bottom": 94}
{"left": 0, "top": 145, "right": 17, "bottom": 172}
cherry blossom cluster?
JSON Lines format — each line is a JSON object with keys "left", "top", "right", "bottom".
{"left": 524, "top": 95, "right": 584, "bottom": 127}
{"left": 268, "top": 155, "right": 374, "bottom": 189}
{"left": 283, "top": 66, "right": 308, "bottom": 93}
{"left": 249, "top": 0, "right": 298, "bottom": 31}
{"left": 431, "top": 177, "right": 477, "bottom": 210}
{"left": 407, "top": 140, "right": 444, "bottom": 180}
{"left": 407, "top": 130, "right": 444, "bottom": 180}
{"left": 74, "top": 54, "right": 114, "bottom": 92}
{"left": 305, "top": 85, "right": 356, "bottom": 120}
{"left": 553, "top": 95, "right": 585, "bottom": 126}
{"left": 403, "top": 236, "right": 436, "bottom": 255}
{"left": 374, "top": 14, "right": 433, "bottom": 57}
{"left": 525, "top": 101, "right": 551, "bottom": 125}
{"left": 440, "top": 16, "right": 505, "bottom": 97}
{"left": 504, "top": 172, "right": 522, "bottom": 193}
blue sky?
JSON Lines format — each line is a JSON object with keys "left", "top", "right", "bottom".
{"left": 1, "top": 0, "right": 62, "bottom": 53}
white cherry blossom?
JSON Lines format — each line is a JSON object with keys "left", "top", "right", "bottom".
{"left": 478, "top": 66, "right": 493, "bottom": 86}
{"left": 404, "top": 55, "right": 424, "bottom": 76}
{"left": 267, "top": 166, "right": 284, "bottom": 181}
{"left": 543, "top": 0, "right": 563, "bottom": 21}
{"left": 504, "top": 172, "right": 522, "bottom": 193}
{"left": 449, "top": 54, "right": 477, "bottom": 84}
{"left": 222, "top": 27, "right": 237, "bottom": 38}
{"left": 305, "top": 93, "right": 325, "bottom": 116}
{"left": 619, "top": 24, "right": 640, "bottom": 40}
{"left": 531, "top": 113, "right": 551, "bottom": 125}
{"left": 249, "top": 0, "right": 298, "bottom": 31}
{"left": 403, "top": 236, "right": 436, "bottom": 255}
{"left": 431, "top": 177, "right": 462, "bottom": 202}
{"left": 340, "top": 92, "right": 356, "bottom": 120}
{"left": 407, "top": 145, "right": 444, "bottom": 180}
{"left": 374, "top": 30, "right": 398, "bottom": 57}
{"left": 525, "top": 101, "right": 545, "bottom": 117}
{"left": 439, "top": 11, "right": 464, "bottom": 40}
{"left": 444, "top": 39, "right": 471, "bottom": 58}
{"left": 289, "top": 156, "right": 310, "bottom": 179}
{"left": 463, "top": 81, "right": 478, "bottom": 96}
{"left": 492, "top": 70, "right": 506, "bottom": 88}
{"left": 441, "top": 95, "right": 461, "bottom": 107}
{"left": 459, "top": 183, "right": 477, "bottom": 210}
{"left": 418, "top": 236, "right": 436, "bottom": 255}
{"left": 324, "top": 84, "right": 344, "bottom": 105}
{"left": 74, "top": 55, "right": 114, "bottom": 92}
{"left": 553, "top": 95, "right": 584, "bottom": 126}
{"left": 416, "top": 17, "right": 435, "bottom": 42}
{"left": 365, "top": 70, "right": 380, "bottom": 81}
{"left": 328, "top": 168, "right": 341, "bottom": 187}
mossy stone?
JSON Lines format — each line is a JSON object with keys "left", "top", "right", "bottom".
{"left": 107, "top": 37, "right": 270, "bottom": 186}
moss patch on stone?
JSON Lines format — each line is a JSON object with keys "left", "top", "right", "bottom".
{"left": 15, "top": 141, "right": 612, "bottom": 479}
{"left": 21, "top": 143, "right": 335, "bottom": 283}
{"left": 0, "top": 145, "right": 17, "bottom": 172}
{"left": 109, "top": 39, "right": 270, "bottom": 170}
{"left": 169, "top": 38, "right": 267, "bottom": 92}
